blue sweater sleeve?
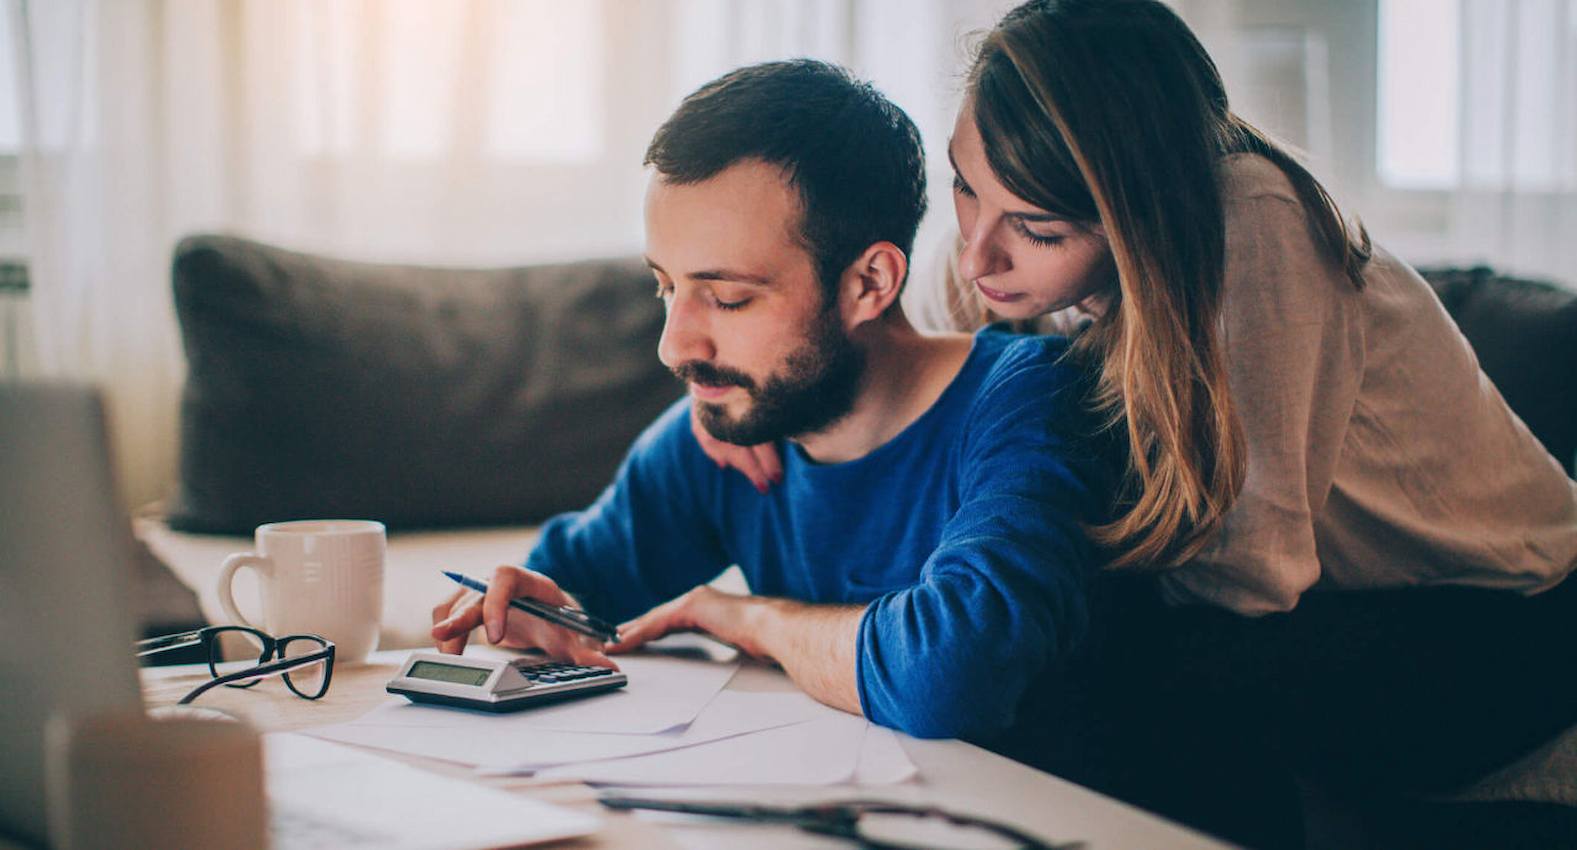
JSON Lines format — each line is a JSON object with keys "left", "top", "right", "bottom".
{"left": 524, "top": 398, "right": 733, "bottom": 624}
{"left": 856, "top": 338, "right": 1108, "bottom": 741}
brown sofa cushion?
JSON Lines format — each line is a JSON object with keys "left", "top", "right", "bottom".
{"left": 168, "top": 234, "right": 679, "bottom": 533}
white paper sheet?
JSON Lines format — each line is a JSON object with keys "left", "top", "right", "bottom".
{"left": 851, "top": 724, "right": 919, "bottom": 785}
{"left": 362, "top": 653, "right": 740, "bottom": 734}
{"left": 529, "top": 713, "right": 920, "bottom": 787}
{"left": 635, "top": 631, "right": 741, "bottom": 664}
{"left": 310, "top": 690, "right": 824, "bottom": 769}
{"left": 264, "top": 733, "right": 599, "bottom": 850}
{"left": 531, "top": 707, "right": 869, "bottom": 786}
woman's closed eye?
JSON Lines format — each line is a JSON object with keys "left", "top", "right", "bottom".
{"left": 1011, "top": 217, "right": 1066, "bottom": 247}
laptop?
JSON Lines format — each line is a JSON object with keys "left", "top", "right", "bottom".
{"left": 0, "top": 383, "right": 144, "bottom": 847}
{"left": 0, "top": 383, "right": 600, "bottom": 850}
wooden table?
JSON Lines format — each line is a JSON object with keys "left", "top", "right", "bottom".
{"left": 141, "top": 649, "right": 1233, "bottom": 850}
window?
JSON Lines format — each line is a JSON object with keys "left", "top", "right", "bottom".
{"left": 288, "top": 0, "right": 604, "bottom": 163}
{"left": 1378, "top": 0, "right": 1577, "bottom": 192}
{"left": 1377, "top": 0, "right": 1459, "bottom": 189}
{"left": 0, "top": 0, "right": 28, "bottom": 378}
{"left": 1, "top": 0, "right": 26, "bottom": 265}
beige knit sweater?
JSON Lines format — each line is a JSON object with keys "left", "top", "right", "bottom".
{"left": 1156, "top": 154, "right": 1577, "bottom": 612}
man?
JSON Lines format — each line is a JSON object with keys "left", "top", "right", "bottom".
{"left": 431, "top": 59, "right": 1110, "bottom": 745}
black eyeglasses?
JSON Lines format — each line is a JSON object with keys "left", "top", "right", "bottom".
{"left": 597, "top": 795, "right": 1083, "bottom": 850}
{"left": 136, "top": 625, "right": 335, "bottom": 705}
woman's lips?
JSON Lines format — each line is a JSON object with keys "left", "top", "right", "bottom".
{"left": 690, "top": 382, "right": 736, "bottom": 402}
{"left": 975, "top": 281, "right": 1026, "bottom": 304}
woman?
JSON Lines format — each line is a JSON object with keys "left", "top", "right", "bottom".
{"left": 699, "top": 1, "right": 1577, "bottom": 846}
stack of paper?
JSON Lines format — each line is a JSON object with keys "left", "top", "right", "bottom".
{"left": 525, "top": 708, "right": 919, "bottom": 786}
{"left": 306, "top": 651, "right": 917, "bottom": 787}
{"left": 266, "top": 733, "right": 600, "bottom": 849}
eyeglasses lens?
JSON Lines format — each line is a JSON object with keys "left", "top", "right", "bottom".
{"left": 280, "top": 636, "right": 331, "bottom": 699}
{"left": 209, "top": 627, "right": 271, "bottom": 689}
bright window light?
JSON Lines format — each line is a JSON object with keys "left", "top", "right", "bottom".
{"left": 483, "top": 0, "right": 604, "bottom": 162}
{"left": 1377, "top": 0, "right": 1461, "bottom": 189}
{"left": 379, "top": 0, "right": 467, "bottom": 160}
{"left": 0, "top": 5, "right": 22, "bottom": 151}
{"left": 291, "top": 0, "right": 604, "bottom": 162}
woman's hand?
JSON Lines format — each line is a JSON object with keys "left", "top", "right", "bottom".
{"left": 430, "top": 565, "right": 617, "bottom": 669}
{"left": 690, "top": 406, "right": 783, "bottom": 493}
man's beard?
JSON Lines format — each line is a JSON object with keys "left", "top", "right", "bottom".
{"left": 673, "top": 308, "right": 865, "bottom": 446}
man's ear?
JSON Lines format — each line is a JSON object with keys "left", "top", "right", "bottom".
{"left": 838, "top": 242, "right": 908, "bottom": 328}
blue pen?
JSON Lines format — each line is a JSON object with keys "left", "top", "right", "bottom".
{"left": 442, "top": 570, "right": 621, "bottom": 644}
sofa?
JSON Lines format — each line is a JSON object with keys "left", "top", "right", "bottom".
{"left": 134, "top": 233, "right": 680, "bottom": 648}
{"left": 132, "top": 235, "right": 1576, "bottom": 837}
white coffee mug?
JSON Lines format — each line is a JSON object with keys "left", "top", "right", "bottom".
{"left": 217, "top": 519, "right": 385, "bottom": 665}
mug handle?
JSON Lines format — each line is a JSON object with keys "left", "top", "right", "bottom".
{"left": 217, "top": 553, "right": 272, "bottom": 630}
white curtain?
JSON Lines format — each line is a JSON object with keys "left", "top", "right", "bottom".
{"left": 14, "top": 0, "right": 988, "bottom": 507}
{"left": 18, "top": 0, "right": 186, "bottom": 511}
{"left": 1444, "top": 0, "right": 1577, "bottom": 282}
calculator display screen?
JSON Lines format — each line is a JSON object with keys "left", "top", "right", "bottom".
{"left": 407, "top": 660, "right": 491, "bottom": 687}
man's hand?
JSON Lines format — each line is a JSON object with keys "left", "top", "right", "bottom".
{"left": 608, "top": 586, "right": 767, "bottom": 658}
{"left": 610, "top": 586, "right": 864, "bottom": 716}
{"left": 430, "top": 565, "right": 617, "bottom": 669}
{"left": 690, "top": 405, "right": 783, "bottom": 494}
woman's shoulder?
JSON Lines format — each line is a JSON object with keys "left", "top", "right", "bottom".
{"left": 1216, "top": 153, "right": 1343, "bottom": 270}
{"left": 1216, "top": 154, "right": 1337, "bottom": 283}
{"left": 1214, "top": 154, "right": 1363, "bottom": 329}
{"left": 1217, "top": 150, "right": 1293, "bottom": 201}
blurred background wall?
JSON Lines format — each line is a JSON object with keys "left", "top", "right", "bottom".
{"left": 1, "top": 0, "right": 1572, "bottom": 507}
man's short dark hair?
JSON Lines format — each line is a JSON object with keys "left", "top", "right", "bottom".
{"left": 644, "top": 59, "right": 927, "bottom": 303}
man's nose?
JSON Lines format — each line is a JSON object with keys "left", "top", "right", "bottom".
{"left": 657, "top": 294, "right": 716, "bottom": 370}
{"left": 957, "top": 217, "right": 1011, "bottom": 282}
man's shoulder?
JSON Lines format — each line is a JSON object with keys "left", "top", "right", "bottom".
{"left": 971, "top": 328, "right": 1082, "bottom": 397}
{"left": 954, "top": 329, "right": 1102, "bottom": 450}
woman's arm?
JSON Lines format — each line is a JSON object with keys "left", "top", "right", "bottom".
{"left": 1162, "top": 182, "right": 1365, "bottom": 614}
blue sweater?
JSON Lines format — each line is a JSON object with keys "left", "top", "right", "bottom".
{"left": 526, "top": 329, "right": 1112, "bottom": 743}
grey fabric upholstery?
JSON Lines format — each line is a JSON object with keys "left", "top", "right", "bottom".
{"left": 168, "top": 234, "right": 679, "bottom": 533}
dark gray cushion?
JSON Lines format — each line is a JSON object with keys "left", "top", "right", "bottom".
{"left": 168, "top": 234, "right": 679, "bottom": 533}
{"left": 1419, "top": 266, "right": 1577, "bottom": 475}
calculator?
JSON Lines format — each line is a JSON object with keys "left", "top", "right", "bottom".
{"left": 386, "top": 651, "right": 627, "bottom": 713}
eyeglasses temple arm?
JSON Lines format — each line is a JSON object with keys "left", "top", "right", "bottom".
{"left": 134, "top": 628, "right": 206, "bottom": 657}
{"left": 176, "top": 649, "right": 333, "bottom": 705}
{"left": 597, "top": 796, "right": 805, "bottom": 821}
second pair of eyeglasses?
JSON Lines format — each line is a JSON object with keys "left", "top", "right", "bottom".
{"left": 135, "top": 625, "right": 335, "bottom": 705}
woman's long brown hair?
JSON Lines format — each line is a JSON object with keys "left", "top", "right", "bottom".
{"left": 968, "top": 0, "right": 1371, "bottom": 569}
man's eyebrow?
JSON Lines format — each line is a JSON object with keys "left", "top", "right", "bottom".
{"left": 693, "top": 269, "right": 773, "bottom": 285}
{"left": 644, "top": 258, "right": 773, "bottom": 286}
